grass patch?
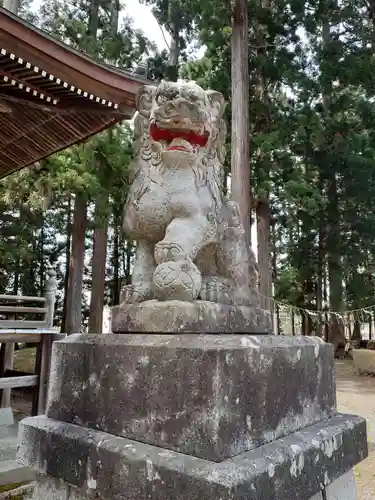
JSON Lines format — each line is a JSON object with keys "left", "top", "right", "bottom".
{"left": 0, "top": 482, "right": 30, "bottom": 494}
{"left": 13, "top": 348, "right": 36, "bottom": 374}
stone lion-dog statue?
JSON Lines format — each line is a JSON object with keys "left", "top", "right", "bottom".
{"left": 122, "top": 80, "right": 258, "bottom": 307}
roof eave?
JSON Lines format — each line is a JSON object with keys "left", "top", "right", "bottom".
{"left": 0, "top": 7, "right": 152, "bottom": 107}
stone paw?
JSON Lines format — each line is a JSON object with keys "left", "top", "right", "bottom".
{"left": 200, "top": 280, "right": 216, "bottom": 302}
{"left": 154, "top": 241, "right": 186, "bottom": 264}
{"left": 120, "top": 285, "right": 151, "bottom": 304}
{"left": 200, "top": 278, "right": 232, "bottom": 305}
{"left": 232, "top": 286, "right": 259, "bottom": 307}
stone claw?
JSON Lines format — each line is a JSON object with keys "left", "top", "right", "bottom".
{"left": 120, "top": 285, "right": 149, "bottom": 304}
{"left": 154, "top": 241, "right": 186, "bottom": 264}
{"left": 200, "top": 281, "right": 215, "bottom": 303}
{"left": 200, "top": 278, "right": 231, "bottom": 304}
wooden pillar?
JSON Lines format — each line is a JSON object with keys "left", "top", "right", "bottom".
{"left": 37, "top": 269, "right": 57, "bottom": 415}
{"left": 0, "top": 342, "right": 14, "bottom": 408}
{"left": 231, "top": 0, "right": 251, "bottom": 244}
{"left": 3, "top": 0, "right": 20, "bottom": 14}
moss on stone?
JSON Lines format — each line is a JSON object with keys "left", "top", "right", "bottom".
{"left": 0, "top": 482, "right": 33, "bottom": 500}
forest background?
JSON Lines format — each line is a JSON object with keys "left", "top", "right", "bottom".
{"left": 1, "top": 0, "right": 375, "bottom": 344}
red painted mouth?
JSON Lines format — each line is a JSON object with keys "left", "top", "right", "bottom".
{"left": 150, "top": 123, "right": 208, "bottom": 151}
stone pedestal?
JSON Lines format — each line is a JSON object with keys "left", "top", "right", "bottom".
{"left": 111, "top": 300, "right": 273, "bottom": 333}
{"left": 17, "top": 333, "right": 367, "bottom": 500}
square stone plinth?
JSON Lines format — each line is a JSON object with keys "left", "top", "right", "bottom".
{"left": 47, "top": 334, "right": 335, "bottom": 462}
{"left": 18, "top": 413, "right": 367, "bottom": 500}
{"left": 22, "top": 472, "right": 359, "bottom": 500}
{"left": 111, "top": 300, "right": 272, "bottom": 333}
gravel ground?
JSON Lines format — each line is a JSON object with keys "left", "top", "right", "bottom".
{"left": 336, "top": 360, "right": 375, "bottom": 500}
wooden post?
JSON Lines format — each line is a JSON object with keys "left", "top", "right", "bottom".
{"left": 0, "top": 343, "right": 14, "bottom": 408}
{"left": 231, "top": 0, "right": 251, "bottom": 244}
{"left": 45, "top": 269, "right": 57, "bottom": 329}
{"left": 0, "top": 312, "right": 15, "bottom": 408}
{"left": 3, "top": 0, "right": 20, "bottom": 14}
{"left": 36, "top": 269, "right": 57, "bottom": 415}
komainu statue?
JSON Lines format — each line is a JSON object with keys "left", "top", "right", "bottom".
{"left": 122, "top": 80, "right": 259, "bottom": 307}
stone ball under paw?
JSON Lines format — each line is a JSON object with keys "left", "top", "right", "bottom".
{"left": 153, "top": 260, "right": 202, "bottom": 301}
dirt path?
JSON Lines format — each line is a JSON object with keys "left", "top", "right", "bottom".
{"left": 336, "top": 360, "right": 375, "bottom": 500}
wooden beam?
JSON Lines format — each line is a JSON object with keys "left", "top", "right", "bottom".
{"left": 0, "top": 8, "right": 146, "bottom": 105}
{"left": 0, "top": 375, "right": 38, "bottom": 389}
{"left": 231, "top": 0, "right": 251, "bottom": 244}
{"left": 0, "top": 294, "right": 45, "bottom": 303}
{"left": 0, "top": 328, "right": 56, "bottom": 332}
{"left": 0, "top": 330, "right": 62, "bottom": 343}
{"left": 0, "top": 306, "right": 47, "bottom": 314}
{"left": 0, "top": 333, "right": 41, "bottom": 343}
{"left": 0, "top": 94, "right": 125, "bottom": 118}
{"left": 0, "top": 320, "right": 47, "bottom": 329}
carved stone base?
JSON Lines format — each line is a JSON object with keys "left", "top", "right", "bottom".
{"left": 23, "top": 471, "right": 359, "bottom": 500}
{"left": 17, "top": 333, "right": 367, "bottom": 500}
{"left": 19, "top": 414, "right": 366, "bottom": 500}
{"left": 111, "top": 300, "right": 272, "bottom": 333}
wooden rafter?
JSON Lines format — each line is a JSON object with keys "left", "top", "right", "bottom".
{"left": 0, "top": 7, "right": 150, "bottom": 178}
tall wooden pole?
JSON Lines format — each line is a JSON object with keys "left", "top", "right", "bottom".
{"left": 231, "top": 0, "right": 251, "bottom": 244}
{"left": 3, "top": 0, "right": 20, "bottom": 14}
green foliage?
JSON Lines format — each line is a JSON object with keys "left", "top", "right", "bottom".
{"left": 177, "top": 0, "right": 375, "bottom": 316}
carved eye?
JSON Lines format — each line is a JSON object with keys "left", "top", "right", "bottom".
{"left": 157, "top": 94, "right": 168, "bottom": 105}
{"left": 187, "top": 91, "right": 198, "bottom": 102}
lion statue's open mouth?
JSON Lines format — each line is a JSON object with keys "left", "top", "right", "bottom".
{"left": 149, "top": 122, "right": 209, "bottom": 153}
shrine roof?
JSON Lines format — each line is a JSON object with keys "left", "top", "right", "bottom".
{"left": 0, "top": 7, "right": 149, "bottom": 178}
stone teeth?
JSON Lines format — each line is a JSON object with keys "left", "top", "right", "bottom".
{"left": 169, "top": 138, "right": 193, "bottom": 151}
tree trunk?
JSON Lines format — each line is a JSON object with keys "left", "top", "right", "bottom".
{"left": 369, "top": 0, "right": 375, "bottom": 51}
{"left": 39, "top": 220, "right": 45, "bottom": 294}
{"left": 291, "top": 309, "right": 296, "bottom": 336}
{"left": 88, "top": 0, "right": 99, "bottom": 37}
{"left": 256, "top": 201, "right": 272, "bottom": 311}
{"left": 65, "top": 194, "right": 87, "bottom": 334}
{"left": 370, "top": 314, "right": 373, "bottom": 340}
{"left": 231, "top": 0, "right": 251, "bottom": 244}
{"left": 13, "top": 257, "right": 20, "bottom": 296}
{"left": 112, "top": 216, "right": 121, "bottom": 305}
{"left": 88, "top": 199, "right": 108, "bottom": 334}
{"left": 320, "top": 9, "right": 345, "bottom": 353}
{"left": 271, "top": 219, "right": 277, "bottom": 332}
{"left": 326, "top": 172, "right": 343, "bottom": 312}
{"left": 321, "top": 12, "right": 342, "bottom": 313}
{"left": 110, "top": 0, "right": 120, "bottom": 36}
{"left": 164, "top": 26, "right": 180, "bottom": 82}
{"left": 326, "top": 192, "right": 345, "bottom": 353}
{"left": 124, "top": 240, "right": 132, "bottom": 285}
{"left": 352, "top": 320, "right": 362, "bottom": 345}
{"left": 317, "top": 170, "right": 325, "bottom": 315}
{"left": 253, "top": 0, "right": 274, "bottom": 305}
{"left": 276, "top": 303, "right": 281, "bottom": 335}
{"left": 61, "top": 196, "right": 72, "bottom": 333}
